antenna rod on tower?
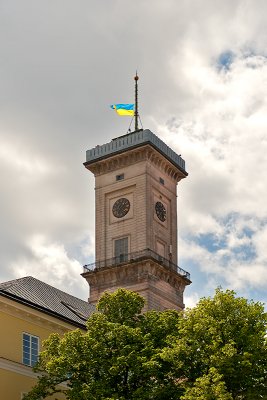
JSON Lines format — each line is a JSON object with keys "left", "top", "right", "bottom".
{"left": 134, "top": 72, "right": 139, "bottom": 131}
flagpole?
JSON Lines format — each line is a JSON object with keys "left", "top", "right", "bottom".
{"left": 134, "top": 72, "right": 139, "bottom": 131}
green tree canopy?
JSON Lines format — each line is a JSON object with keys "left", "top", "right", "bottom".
{"left": 24, "top": 289, "right": 181, "bottom": 400}
{"left": 24, "top": 288, "right": 267, "bottom": 400}
{"left": 163, "top": 288, "right": 267, "bottom": 399}
{"left": 181, "top": 367, "right": 233, "bottom": 400}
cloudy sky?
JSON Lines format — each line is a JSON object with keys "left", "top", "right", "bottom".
{"left": 1, "top": 0, "right": 266, "bottom": 308}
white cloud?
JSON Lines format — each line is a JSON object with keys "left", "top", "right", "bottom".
{"left": 0, "top": 0, "right": 266, "bottom": 308}
{"left": 12, "top": 234, "right": 88, "bottom": 300}
{"left": 184, "top": 292, "right": 200, "bottom": 309}
{"left": 253, "top": 225, "right": 267, "bottom": 263}
{"left": 226, "top": 262, "right": 267, "bottom": 291}
{"left": 0, "top": 142, "right": 53, "bottom": 179}
{"left": 161, "top": 53, "right": 267, "bottom": 299}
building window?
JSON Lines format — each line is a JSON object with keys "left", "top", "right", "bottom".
{"left": 116, "top": 173, "right": 124, "bottom": 181}
{"left": 159, "top": 177, "right": 164, "bottom": 185}
{"left": 114, "top": 237, "right": 128, "bottom": 263}
{"left": 23, "top": 333, "right": 39, "bottom": 367}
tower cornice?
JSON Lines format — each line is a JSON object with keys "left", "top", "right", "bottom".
{"left": 82, "top": 258, "right": 190, "bottom": 310}
{"left": 84, "top": 129, "right": 187, "bottom": 176}
{"left": 85, "top": 144, "right": 186, "bottom": 182}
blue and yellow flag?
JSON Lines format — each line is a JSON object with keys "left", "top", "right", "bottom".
{"left": 110, "top": 104, "right": 135, "bottom": 116}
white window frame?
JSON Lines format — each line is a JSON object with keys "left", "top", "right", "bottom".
{"left": 22, "top": 332, "right": 39, "bottom": 367}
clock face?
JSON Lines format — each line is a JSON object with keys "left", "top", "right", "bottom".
{"left": 155, "top": 201, "right": 166, "bottom": 222}
{"left": 112, "top": 198, "right": 130, "bottom": 218}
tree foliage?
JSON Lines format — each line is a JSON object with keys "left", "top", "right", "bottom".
{"left": 163, "top": 288, "right": 267, "bottom": 399}
{"left": 181, "top": 367, "right": 233, "bottom": 400}
{"left": 24, "top": 288, "right": 267, "bottom": 400}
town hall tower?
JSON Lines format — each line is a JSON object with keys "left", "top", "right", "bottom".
{"left": 82, "top": 128, "right": 191, "bottom": 311}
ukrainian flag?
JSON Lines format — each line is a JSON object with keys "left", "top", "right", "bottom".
{"left": 110, "top": 104, "right": 135, "bottom": 116}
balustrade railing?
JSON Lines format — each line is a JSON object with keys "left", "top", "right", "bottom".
{"left": 83, "top": 248, "right": 190, "bottom": 280}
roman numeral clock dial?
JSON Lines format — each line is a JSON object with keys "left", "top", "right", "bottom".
{"left": 112, "top": 198, "right": 130, "bottom": 218}
{"left": 155, "top": 201, "right": 166, "bottom": 222}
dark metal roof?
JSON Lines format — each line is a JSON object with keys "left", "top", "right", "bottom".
{"left": 0, "top": 276, "right": 95, "bottom": 329}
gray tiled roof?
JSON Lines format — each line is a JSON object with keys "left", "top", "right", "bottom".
{"left": 0, "top": 276, "right": 95, "bottom": 328}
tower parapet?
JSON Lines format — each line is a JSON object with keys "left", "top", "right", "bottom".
{"left": 85, "top": 129, "right": 187, "bottom": 174}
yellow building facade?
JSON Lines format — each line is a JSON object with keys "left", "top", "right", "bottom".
{"left": 0, "top": 276, "right": 94, "bottom": 399}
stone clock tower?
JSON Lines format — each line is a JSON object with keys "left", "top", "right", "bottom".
{"left": 82, "top": 129, "right": 191, "bottom": 311}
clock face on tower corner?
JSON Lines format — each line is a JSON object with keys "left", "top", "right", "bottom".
{"left": 155, "top": 201, "right": 167, "bottom": 222}
{"left": 112, "top": 197, "right": 131, "bottom": 218}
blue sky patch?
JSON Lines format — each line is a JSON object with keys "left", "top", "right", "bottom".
{"left": 231, "top": 242, "right": 256, "bottom": 262}
{"left": 217, "top": 51, "right": 235, "bottom": 71}
{"left": 194, "top": 233, "right": 226, "bottom": 253}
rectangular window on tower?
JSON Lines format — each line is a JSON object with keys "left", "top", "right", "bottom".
{"left": 114, "top": 237, "right": 128, "bottom": 263}
{"left": 116, "top": 173, "right": 124, "bottom": 181}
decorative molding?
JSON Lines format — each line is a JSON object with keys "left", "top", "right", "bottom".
{"left": 0, "top": 357, "right": 39, "bottom": 379}
{"left": 0, "top": 297, "right": 72, "bottom": 334}
{"left": 84, "top": 258, "right": 188, "bottom": 308}
{"left": 85, "top": 129, "right": 187, "bottom": 174}
{"left": 0, "top": 357, "right": 68, "bottom": 389}
{"left": 86, "top": 145, "right": 186, "bottom": 183}
{"left": 85, "top": 259, "right": 186, "bottom": 288}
